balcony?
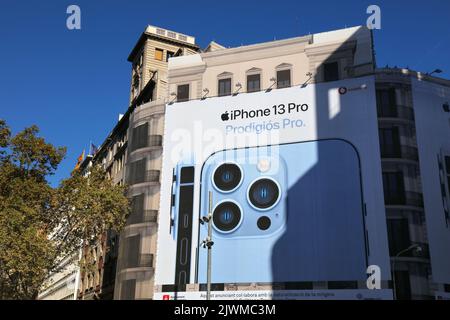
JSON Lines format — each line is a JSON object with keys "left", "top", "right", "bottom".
{"left": 143, "top": 210, "right": 158, "bottom": 223}
{"left": 127, "top": 209, "right": 158, "bottom": 225}
{"left": 139, "top": 254, "right": 154, "bottom": 268}
{"left": 130, "top": 134, "right": 162, "bottom": 152}
{"left": 146, "top": 170, "right": 160, "bottom": 183}
{"left": 148, "top": 134, "right": 162, "bottom": 147}
{"left": 380, "top": 145, "right": 419, "bottom": 162}
{"left": 377, "top": 105, "right": 415, "bottom": 121}
{"left": 385, "top": 191, "right": 423, "bottom": 208}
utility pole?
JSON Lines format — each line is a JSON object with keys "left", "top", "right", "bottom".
{"left": 202, "top": 192, "right": 214, "bottom": 300}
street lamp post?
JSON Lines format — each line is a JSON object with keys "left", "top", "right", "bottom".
{"left": 391, "top": 244, "right": 422, "bottom": 300}
{"left": 201, "top": 192, "right": 214, "bottom": 300}
{"left": 428, "top": 69, "right": 443, "bottom": 76}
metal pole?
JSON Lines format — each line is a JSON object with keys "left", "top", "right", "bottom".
{"left": 206, "top": 191, "right": 213, "bottom": 300}
{"left": 392, "top": 260, "right": 397, "bottom": 300}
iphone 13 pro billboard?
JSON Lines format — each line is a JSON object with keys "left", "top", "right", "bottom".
{"left": 154, "top": 76, "right": 393, "bottom": 300}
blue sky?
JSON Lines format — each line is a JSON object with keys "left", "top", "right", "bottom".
{"left": 0, "top": 0, "right": 449, "bottom": 186}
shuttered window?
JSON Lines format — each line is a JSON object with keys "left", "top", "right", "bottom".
{"left": 177, "top": 84, "right": 190, "bottom": 102}
{"left": 276, "top": 70, "right": 291, "bottom": 88}
{"left": 218, "top": 78, "right": 231, "bottom": 96}
{"left": 120, "top": 279, "right": 136, "bottom": 300}
{"left": 247, "top": 74, "right": 261, "bottom": 92}
{"left": 129, "top": 194, "right": 145, "bottom": 224}
{"left": 124, "top": 235, "right": 140, "bottom": 268}
{"left": 387, "top": 218, "right": 410, "bottom": 256}
{"left": 131, "top": 123, "right": 148, "bottom": 151}
{"left": 382, "top": 171, "right": 405, "bottom": 205}
{"left": 376, "top": 88, "right": 397, "bottom": 117}
{"left": 128, "top": 158, "right": 146, "bottom": 184}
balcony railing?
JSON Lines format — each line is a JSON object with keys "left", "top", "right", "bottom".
{"left": 148, "top": 135, "right": 162, "bottom": 147}
{"left": 127, "top": 209, "right": 158, "bottom": 225}
{"left": 146, "top": 170, "right": 160, "bottom": 183}
{"left": 377, "top": 105, "right": 415, "bottom": 121}
{"left": 380, "top": 145, "right": 419, "bottom": 161}
{"left": 143, "top": 210, "right": 158, "bottom": 223}
{"left": 385, "top": 191, "right": 423, "bottom": 207}
{"left": 139, "top": 254, "right": 154, "bottom": 268}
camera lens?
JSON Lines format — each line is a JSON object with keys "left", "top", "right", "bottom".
{"left": 213, "top": 201, "right": 242, "bottom": 232}
{"left": 257, "top": 216, "right": 271, "bottom": 230}
{"left": 213, "top": 163, "right": 242, "bottom": 192}
{"left": 248, "top": 178, "right": 280, "bottom": 209}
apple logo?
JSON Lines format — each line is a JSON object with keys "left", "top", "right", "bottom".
{"left": 221, "top": 111, "right": 229, "bottom": 121}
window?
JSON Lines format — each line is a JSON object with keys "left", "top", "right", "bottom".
{"left": 177, "top": 84, "right": 190, "bottom": 102}
{"left": 445, "top": 156, "right": 450, "bottom": 174}
{"left": 387, "top": 218, "right": 410, "bottom": 256}
{"left": 166, "top": 51, "right": 175, "bottom": 62}
{"left": 379, "top": 127, "right": 401, "bottom": 158}
{"left": 277, "top": 69, "right": 291, "bottom": 88}
{"left": 121, "top": 279, "right": 136, "bottom": 300}
{"left": 324, "top": 61, "right": 339, "bottom": 82}
{"left": 154, "top": 48, "right": 163, "bottom": 61}
{"left": 382, "top": 172, "right": 405, "bottom": 205}
{"left": 128, "top": 158, "right": 146, "bottom": 184}
{"left": 218, "top": 78, "right": 232, "bottom": 96}
{"left": 376, "top": 88, "right": 397, "bottom": 117}
{"left": 125, "top": 235, "right": 140, "bottom": 269}
{"left": 129, "top": 194, "right": 145, "bottom": 224}
{"left": 131, "top": 123, "right": 148, "bottom": 151}
{"left": 394, "top": 271, "right": 411, "bottom": 300}
{"left": 247, "top": 74, "right": 261, "bottom": 92}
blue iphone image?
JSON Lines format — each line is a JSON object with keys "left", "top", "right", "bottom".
{"left": 195, "top": 139, "right": 368, "bottom": 284}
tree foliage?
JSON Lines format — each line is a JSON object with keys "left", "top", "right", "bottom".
{"left": 0, "top": 120, "right": 130, "bottom": 299}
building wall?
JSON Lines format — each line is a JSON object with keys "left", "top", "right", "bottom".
{"left": 411, "top": 75, "right": 450, "bottom": 297}
{"left": 38, "top": 254, "right": 80, "bottom": 300}
{"left": 375, "top": 69, "right": 450, "bottom": 299}
{"left": 78, "top": 121, "right": 128, "bottom": 300}
{"left": 114, "top": 101, "right": 164, "bottom": 299}
{"left": 168, "top": 26, "right": 373, "bottom": 100}
{"left": 129, "top": 27, "right": 199, "bottom": 104}
{"left": 113, "top": 26, "right": 199, "bottom": 300}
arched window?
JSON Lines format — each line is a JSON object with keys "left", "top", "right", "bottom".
{"left": 217, "top": 72, "right": 233, "bottom": 96}
{"left": 246, "top": 67, "right": 262, "bottom": 93}
{"left": 275, "top": 63, "right": 293, "bottom": 89}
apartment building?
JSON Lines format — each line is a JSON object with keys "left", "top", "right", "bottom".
{"left": 37, "top": 254, "right": 80, "bottom": 300}
{"left": 77, "top": 152, "right": 122, "bottom": 300}
{"left": 375, "top": 68, "right": 450, "bottom": 299}
{"left": 162, "top": 26, "right": 450, "bottom": 299}
{"left": 75, "top": 26, "right": 200, "bottom": 300}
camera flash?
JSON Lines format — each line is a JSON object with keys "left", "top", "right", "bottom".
{"left": 257, "top": 158, "right": 271, "bottom": 172}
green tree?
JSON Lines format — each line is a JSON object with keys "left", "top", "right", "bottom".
{"left": 0, "top": 120, "right": 130, "bottom": 299}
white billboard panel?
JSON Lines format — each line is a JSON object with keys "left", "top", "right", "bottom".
{"left": 155, "top": 76, "right": 392, "bottom": 299}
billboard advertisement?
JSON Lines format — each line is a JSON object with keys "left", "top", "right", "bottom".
{"left": 154, "top": 75, "right": 392, "bottom": 299}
